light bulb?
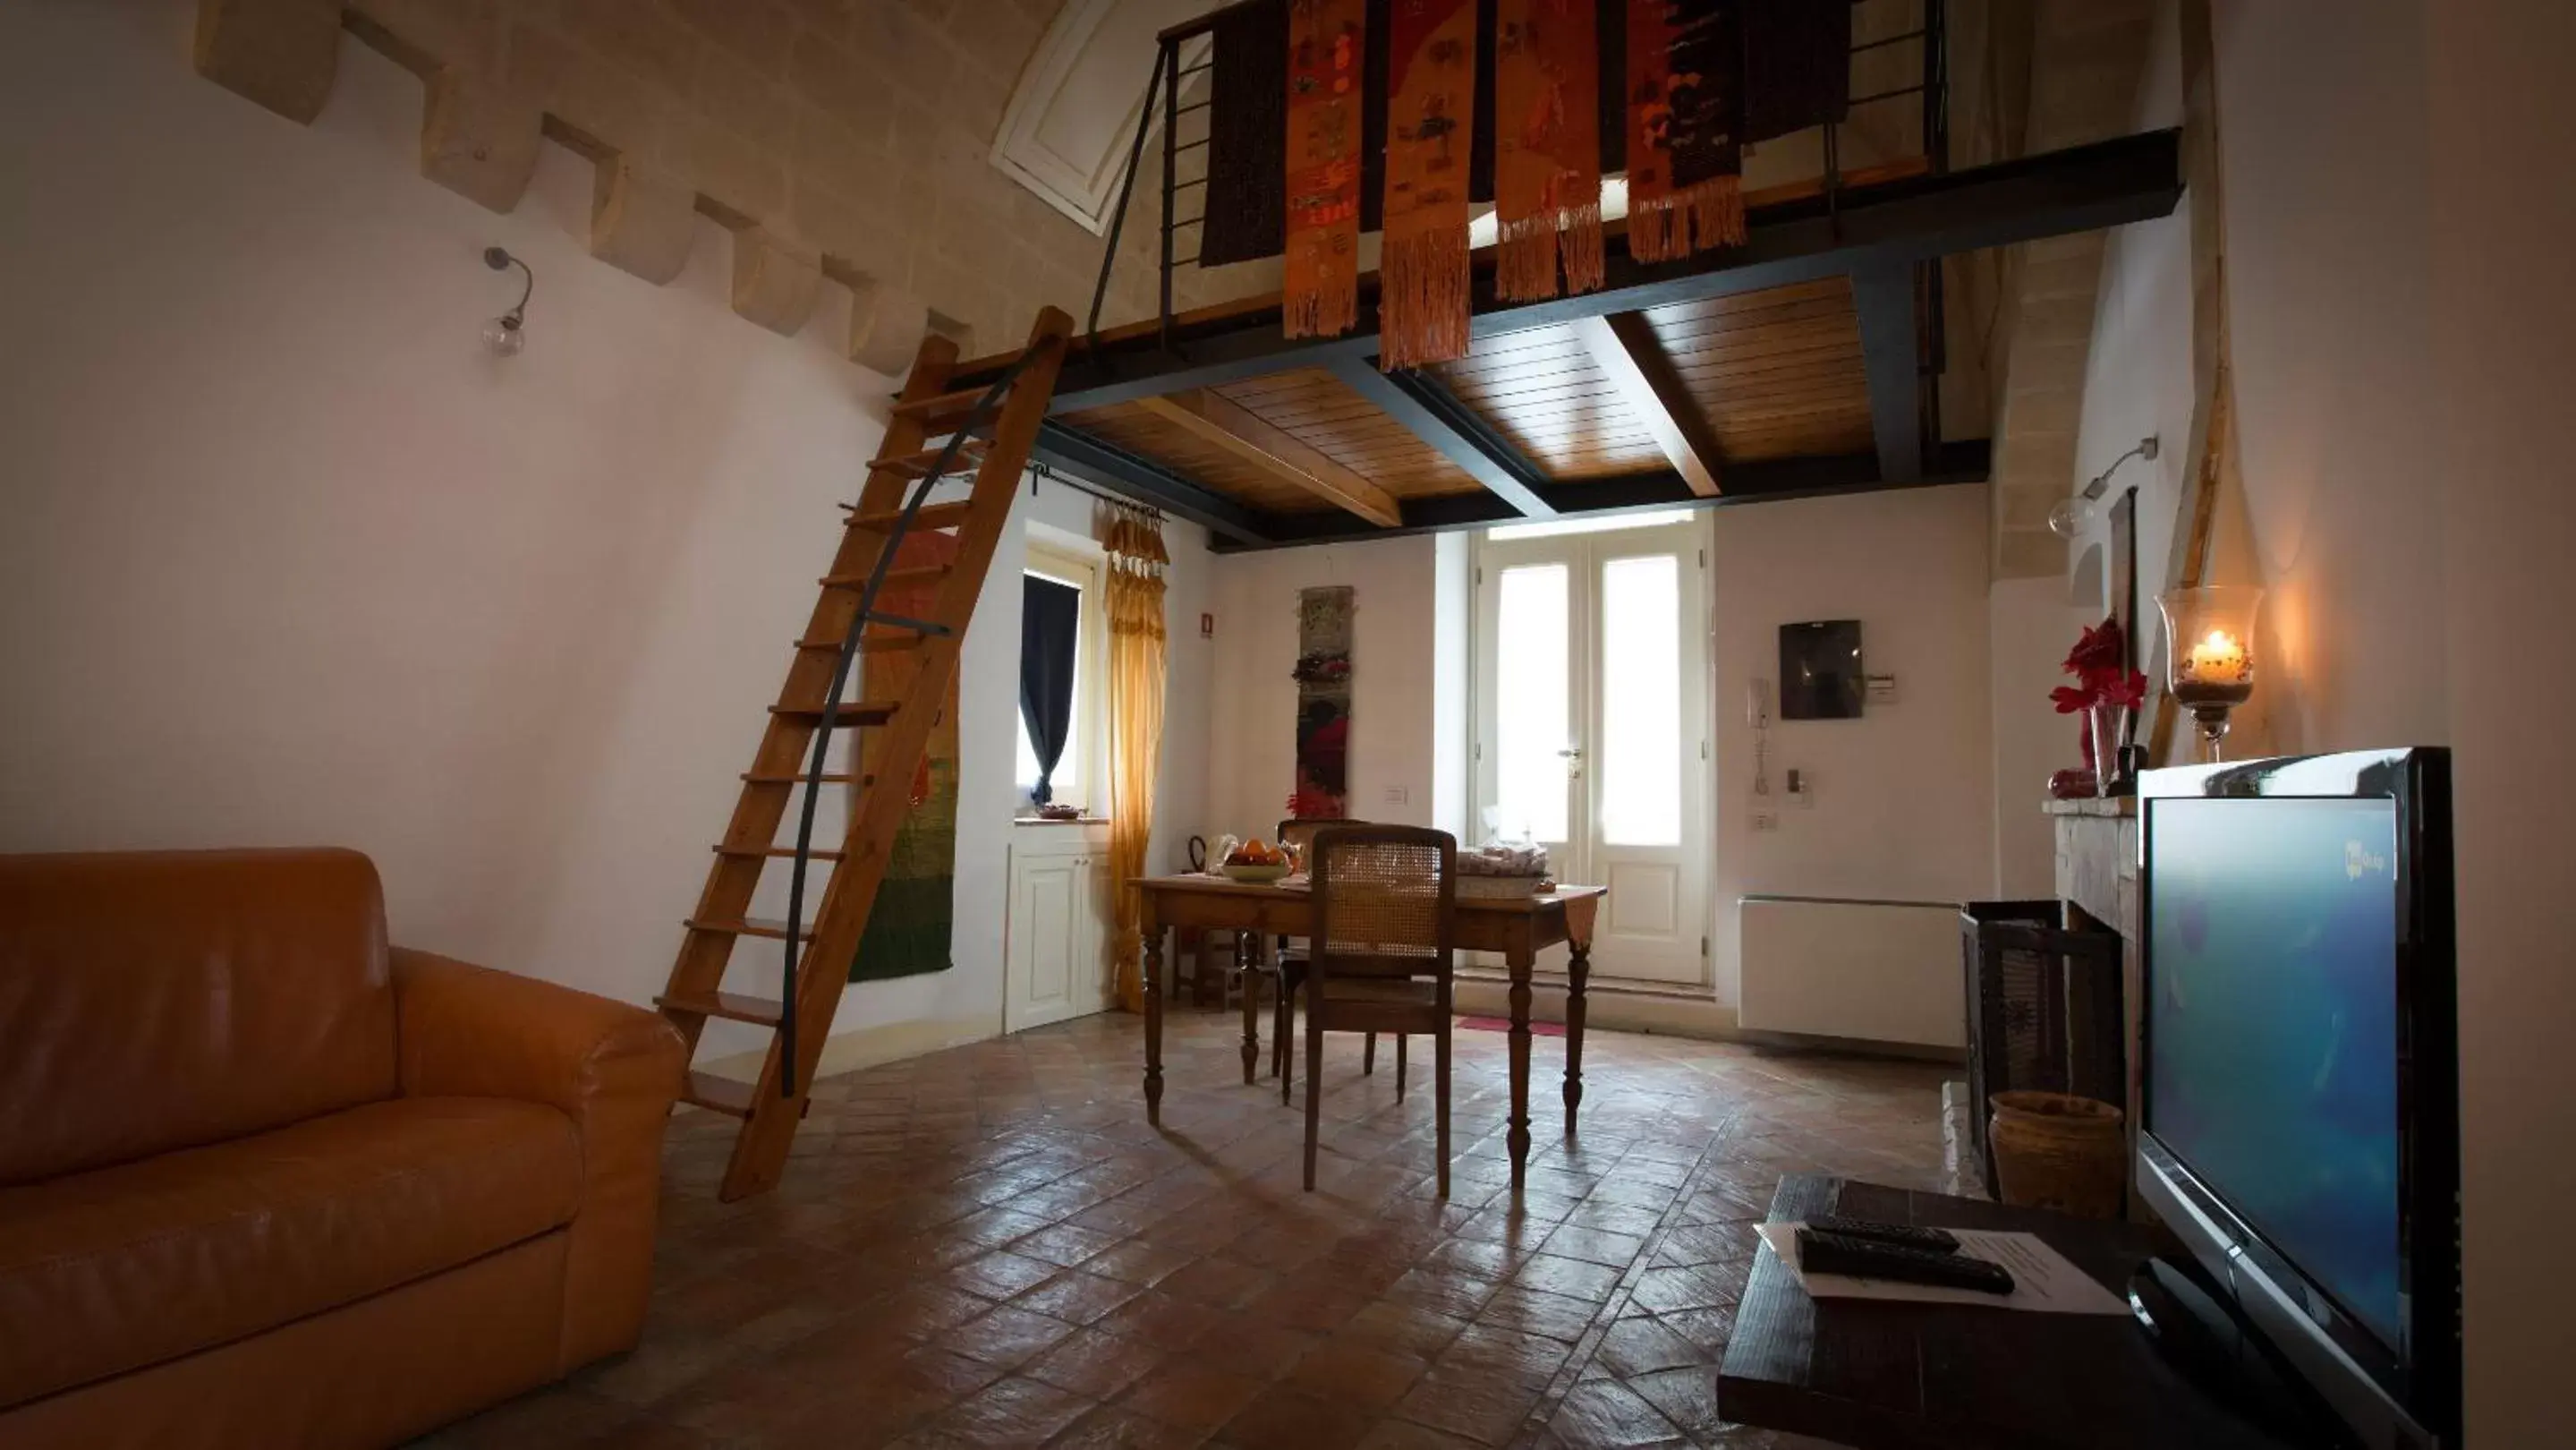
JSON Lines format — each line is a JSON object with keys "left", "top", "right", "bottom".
{"left": 2046, "top": 494, "right": 2098, "bottom": 539}
{"left": 482, "top": 314, "right": 525, "bottom": 357}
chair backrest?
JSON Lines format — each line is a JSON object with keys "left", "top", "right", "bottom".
{"left": 1309, "top": 825, "right": 1457, "bottom": 985}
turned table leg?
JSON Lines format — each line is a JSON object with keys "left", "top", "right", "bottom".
{"left": 1507, "top": 948, "right": 1534, "bottom": 1190}
{"left": 1563, "top": 944, "right": 1590, "bottom": 1130}
{"left": 1143, "top": 915, "right": 1165, "bottom": 1125}
{"left": 1238, "top": 935, "right": 1264, "bottom": 1085}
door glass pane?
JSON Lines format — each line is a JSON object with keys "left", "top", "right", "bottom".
{"left": 1601, "top": 554, "right": 1681, "bottom": 845}
{"left": 1493, "top": 563, "right": 1569, "bottom": 842}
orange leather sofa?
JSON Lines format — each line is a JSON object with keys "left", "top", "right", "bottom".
{"left": 0, "top": 849, "right": 687, "bottom": 1448}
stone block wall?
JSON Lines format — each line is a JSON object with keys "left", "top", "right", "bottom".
{"left": 193, "top": 0, "right": 1214, "bottom": 373}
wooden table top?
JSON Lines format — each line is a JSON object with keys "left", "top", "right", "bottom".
{"left": 1134, "top": 874, "right": 1605, "bottom": 915}
{"left": 1720, "top": 1175, "right": 2296, "bottom": 1450}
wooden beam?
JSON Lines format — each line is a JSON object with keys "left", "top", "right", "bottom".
{"left": 1849, "top": 262, "right": 1925, "bottom": 485}
{"left": 1031, "top": 422, "right": 1271, "bottom": 546}
{"left": 1573, "top": 314, "right": 1724, "bottom": 497}
{"left": 1326, "top": 360, "right": 1557, "bottom": 517}
{"left": 1131, "top": 390, "right": 1403, "bottom": 526}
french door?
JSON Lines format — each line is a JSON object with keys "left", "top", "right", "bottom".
{"left": 1472, "top": 516, "right": 1711, "bottom": 985}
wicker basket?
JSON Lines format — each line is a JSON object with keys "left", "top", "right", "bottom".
{"left": 1458, "top": 875, "right": 1551, "bottom": 899}
{"left": 1987, "top": 1090, "right": 2126, "bottom": 1218}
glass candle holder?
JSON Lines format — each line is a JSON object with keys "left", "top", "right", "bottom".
{"left": 2158, "top": 585, "right": 2263, "bottom": 761}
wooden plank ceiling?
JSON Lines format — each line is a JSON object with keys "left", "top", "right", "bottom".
{"left": 1060, "top": 277, "right": 1875, "bottom": 517}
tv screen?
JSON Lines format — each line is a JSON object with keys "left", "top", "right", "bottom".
{"left": 2146, "top": 796, "right": 2404, "bottom": 1351}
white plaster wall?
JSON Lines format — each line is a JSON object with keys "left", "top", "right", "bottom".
{"left": 1203, "top": 537, "right": 1441, "bottom": 840}
{"left": 0, "top": 2, "right": 1209, "bottom": 1069}
{"left": 1709, "top": 487, "right": 1999, "bottom": 1004}
{"left": 1986, "top": 576, "right": 2100, "bottom": 896}
{"left": 2426, "top": 2, "right": 2576, "bottom": 1441}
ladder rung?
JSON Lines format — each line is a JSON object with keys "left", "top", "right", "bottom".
{"left": 863, "top": 610, "right": 956, "bottom": 636}
{"left": 740, "top": 771, "right": 874, "bottom": 786}
{"left": 770, "top": 700, "right": 897, "bottom": 725}
{"left": 681, "top": 1070, "right": 759, "bottom": 1118}
{"left": 659, "top": 990, "right": 786, "bottom": 1027}
{"left": 843, "top": 499, "right": 974, "bottom": 533}
{"left": 871, "top": 440, "right": 988, "bottom": 480}
{"left": 820, "top": 564, "right": 951, "bottom": 591}
{"left": 684, "top": 915, "right": 818, "bottom": 941}
{"left": 714, "top": 843, "right": 846, "bottom": 863}
{"left": 889, "top": 384, "right": 993, "bottom": 422}
{"left": 795, "top": 632, "right": 925, "bottom": 653}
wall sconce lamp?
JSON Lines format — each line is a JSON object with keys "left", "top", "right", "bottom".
{"left": 2158, "top": 584, "right": 2264, "bottom": 760}
{"left": 481, "top": 246, "right": 532, "bottom": 356}
{"left": 2049, "top": 435, "right": 2160, "bottom": 538}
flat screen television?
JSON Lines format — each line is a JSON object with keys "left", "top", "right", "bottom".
{"left": 2139, "top": 748, "right": 2458, "bottom": 1448}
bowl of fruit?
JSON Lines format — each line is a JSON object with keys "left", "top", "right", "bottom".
{"left": 1221, "top": 838, "right": 1292, "bottom": 883}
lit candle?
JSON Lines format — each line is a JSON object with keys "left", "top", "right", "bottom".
{"left": 2182, "top": 628, "right": 2249, "bottom": 685}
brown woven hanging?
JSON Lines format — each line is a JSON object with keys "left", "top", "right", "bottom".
{"left": 1625, "top": 0, "right": 1745, "bottom": 264}
{"left": 1493, "top": 0, "right": 1603, "bottom": 302}
{"left": 1285, "top": 0, "right": 1366, "bottom": 338}
{"left": 1380, "top": 0, "right": 1479, "bottom": 368}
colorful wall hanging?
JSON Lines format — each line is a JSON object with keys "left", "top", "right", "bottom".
{"left": 1624, "top": 0, "right": 1747, "bottom": 264}
{"left": 847, "top": 529, "right": 957, "bottom": 983}
{"left": 1284, "top": 0, "right": 1366, "bottom": 339}
{"left": 1379, "top": 0, "right": 1479, "bottom": 367}
{"left": 1494, "top": 0, "right": 1603, "bottom": 302}
{"left": 1290, "top": 585, "right": 1355, "bottom": 819}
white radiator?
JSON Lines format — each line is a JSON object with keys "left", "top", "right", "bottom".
{"left": 1737, "top": 895, "right": 1966, "bottom": 1048}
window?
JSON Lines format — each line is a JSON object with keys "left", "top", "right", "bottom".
{"left": 1016, "top": 541, "right": 1108, "bottom": 812}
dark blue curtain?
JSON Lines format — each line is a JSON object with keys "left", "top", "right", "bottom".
{"left": 1019, "top": 576, "right": 1081, "bottom": 804}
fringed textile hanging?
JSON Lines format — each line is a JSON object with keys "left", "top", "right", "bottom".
{"left": 1285, "top": 0, "right": 1366, "bottom": 339}
{"left": 1493, "top": 0, "right": 1603, "bottom": 302}
{"left": 1625, "top": 0, "right": 1746, "bottom": 264}
{"left": 1380, "top": 0, "right": 1480, "bottom": 368}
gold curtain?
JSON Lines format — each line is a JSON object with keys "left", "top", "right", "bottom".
{"left": 1102, "top": 505, "right": 1169, "bottom": 1011}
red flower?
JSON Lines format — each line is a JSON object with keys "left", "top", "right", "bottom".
{"left": 2093, "top": 667, "right": 2148, "bottom": 712}
{"left": 2051, "top": 685, "right": 2096, "bottom": 714}
{"left": 2062, "top": 617, "right": 2127, "bottom": 678}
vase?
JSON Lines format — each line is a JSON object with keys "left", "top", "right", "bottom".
{"left": 2087, "top": 705, "right": 2120, "bottom": 798}
{"left": 1987, "top": 1091, "right": 2126, "bottom": 1218}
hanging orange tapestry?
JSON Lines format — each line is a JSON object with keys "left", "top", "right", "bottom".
{"left": 1379, "top": 0, "right": 1478, "bottom": 368}
{"left": 1626, "top": 0, "right": 1746, "bottom": 264}
{"left": 1285, "top": 0, "right": 1365, "bottom": 339}
{"left": 1493, "top": 0, "right": 1602, "bottom": 302}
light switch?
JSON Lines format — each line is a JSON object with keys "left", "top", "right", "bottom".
{"left": 1382, "top": 786, "right": 1410, "bottom": 806}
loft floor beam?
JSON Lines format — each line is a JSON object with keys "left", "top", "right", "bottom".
{"left": 1850, "top": 262, "right": 1925, "bottom": 485}
{"left": 1326, "top": 359, "right": 1556, "bottom": 518}
{"left": 1211, "top": 442, "right": 1993, "bottom": 551}
{"left": 1574, "top": 313, "right": 1724, "bottom": 497}
{"left": 1132, "top": 390, "right": 1402, "bottom": 526}
{"left": 957, "top": 130, "right": 2183, "bottom": 413}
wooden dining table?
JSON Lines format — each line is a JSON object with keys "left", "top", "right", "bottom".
{"left": 1133, "top": 874, "right": 1606, "bottom": 1189}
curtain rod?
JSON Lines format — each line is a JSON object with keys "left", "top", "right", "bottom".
{"left": 1028, "top": 462, "right": 1167, "bottom": 524}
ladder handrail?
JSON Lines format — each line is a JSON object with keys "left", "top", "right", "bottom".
{"left": 777, "top": 351, "right": 1041, "bottom": 1095}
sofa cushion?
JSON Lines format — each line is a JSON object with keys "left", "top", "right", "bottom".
{"left": 0, "top": 1096, "right": 581, "bottom": 1410}
{"left": 0, "top": 849, "right": 398, "bottom": 1184}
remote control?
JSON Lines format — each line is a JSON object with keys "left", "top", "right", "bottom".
{"left": 1796, "top": 1228, "right": 2016, "bottom": 1295}
{"left": 1805, "top": 1215, "right": 1962, "bottom": 1254}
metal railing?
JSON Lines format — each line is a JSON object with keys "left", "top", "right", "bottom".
{"left": 1085, "top": 0, "right": 1952, "bottom": 369}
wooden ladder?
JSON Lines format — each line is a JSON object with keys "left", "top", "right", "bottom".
{"left": 658, "top": 306, "right": 1074, "bottom": 1201}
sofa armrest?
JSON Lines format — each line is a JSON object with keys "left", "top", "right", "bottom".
{"left": 392, "top": 948, "right": 684, "bottom": 1371}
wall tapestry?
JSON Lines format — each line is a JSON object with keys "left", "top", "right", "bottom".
{"left": 848, "top": 529, "right": 957, "bottom": 983}
{"left": 1291, "top": 585, "right": 1354, "bottom": 818}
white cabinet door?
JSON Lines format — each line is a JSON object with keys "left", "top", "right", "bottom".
{"left": 1004, "top": 838, "right": 1109, "bottom": 1033}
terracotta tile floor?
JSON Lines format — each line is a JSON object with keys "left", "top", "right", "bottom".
{"left": 417, "top": 1008, "right": 1952, "bottom": 1450}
